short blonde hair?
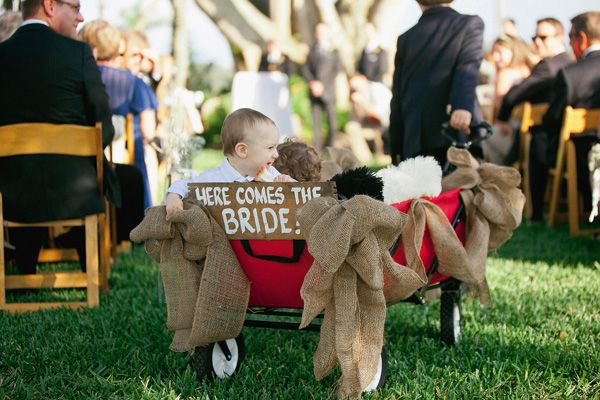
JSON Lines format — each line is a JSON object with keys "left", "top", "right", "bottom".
{"left": 273, "top": 140, "right": 322, "bottom": 181}
{"left": 79, "top": 20, "right": 121, "bottom": 61}
{"left": 221, "top": 108, "right": 276, "bottom": 155}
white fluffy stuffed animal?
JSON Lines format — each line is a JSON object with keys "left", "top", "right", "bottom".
{"left": 376, "top": 156, "right": 442, "bottom": 204}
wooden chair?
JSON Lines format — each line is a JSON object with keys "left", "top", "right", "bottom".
{"left": 0, "top": 123, "right": 106, "bottom": 312}
{"left": 513, "top": 102, "right": 550, "bottom": 219}
{"left": 104, "top": 113, "right": 135, "bottom": 289}
{"left": 547, "top": 106, "right": 600, "bottom": 235}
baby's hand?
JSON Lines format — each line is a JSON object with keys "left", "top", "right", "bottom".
{"left": 274, "top": 174, "right": 296, "bottom": 183}
{"left": 165, "top": 192, "right": 183, "bottom": 215}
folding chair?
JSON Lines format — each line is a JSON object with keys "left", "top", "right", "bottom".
{"left": 0, "top": 123, "right": 107, "bottom": 312}
{"left": 513, "top": 102, "right": 550, "bottom": 219}
{"left": 547, "top": 107, "right": 600, "bottom": 235}
{"left": 105, "top": 113, "right": 135, "bottom": 288}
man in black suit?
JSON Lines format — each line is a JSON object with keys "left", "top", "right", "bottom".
{"left": 529, "top": 12, "right": 600, "bottom": 222}
{"left": 496, "top": 18, "right": 572, "bottom": 125}
{"left": 0, "top": 0, "right": 118, "bottom": 274}
{"left": 302, "top": 23, "right": 342, "bottom": 151}
{"left": 259, "top": 39, "right": 293, "bottom": 76}
{"left": 356, "top": 23, "right": 387, "bottom": 83}
{"left": 388, "top": 0, "right": 484, "bottom": 166}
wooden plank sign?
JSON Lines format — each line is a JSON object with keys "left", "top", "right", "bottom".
{"left": 187, "top": 182, "right": 337, "bottom": 239}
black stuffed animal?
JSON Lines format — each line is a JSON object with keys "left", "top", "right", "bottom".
{"left": 330, "top": 166, "right": 384, "bottom": 201}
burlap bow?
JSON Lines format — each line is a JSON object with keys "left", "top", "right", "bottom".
{"left": 298, "top": 195, "right": 423, "bottom": 399}
{"left": 130, "top": 204, "right": 250, "bottom": 351}
{"left": 442, "top": 147, "right": 525, "bottom": 304}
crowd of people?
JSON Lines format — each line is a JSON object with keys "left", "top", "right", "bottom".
{"left": 0, "top": 0, "right": 599, "bottom": 276}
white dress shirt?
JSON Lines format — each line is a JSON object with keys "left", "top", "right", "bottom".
{"left": 167, "top": 158, "right": 281, "bottom": 198}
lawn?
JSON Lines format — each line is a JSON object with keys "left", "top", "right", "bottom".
{"left": 0, "top": 223, "right": 599, "bottom": 399}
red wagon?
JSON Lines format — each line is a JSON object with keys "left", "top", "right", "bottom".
{"left": 192, "top": 189, "right": 466, "bottom": 390}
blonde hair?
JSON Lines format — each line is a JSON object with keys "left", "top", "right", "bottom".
{"left": 493, "top": 35, "right": 534, "bottom": 69}
{"left": 79, "top": 20, "right": 122, "bottom": 61}
{"left": 273, "top": 140, "right": 322, "bottom": 181}
{"left": 221, "top": 108, "right": 276, "bottom": 155}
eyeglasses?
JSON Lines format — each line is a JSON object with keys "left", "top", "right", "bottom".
{"left": 55, "top": 0, "right": 81, "bottom": 14}
{"left": 532, "top": 34, "right": 552, "bottom": 42}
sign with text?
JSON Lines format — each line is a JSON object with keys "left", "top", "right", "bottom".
{"left": 187, "top": 182, "right": 337, "bottom": 239}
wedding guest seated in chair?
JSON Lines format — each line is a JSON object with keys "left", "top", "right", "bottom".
{"left": 532, "top": 12, "right": 600, "bottom": 223}
{"left": 79, "top": 19, "right": 145, "bottom": 243}
{"left": 0, "top": 0, "right": 120, "bottom": 274}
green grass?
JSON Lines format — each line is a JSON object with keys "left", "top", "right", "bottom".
{"left": 1, "top": 224, "right": 599, "bottom": 399}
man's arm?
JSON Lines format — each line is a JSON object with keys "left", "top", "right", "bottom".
{"left": 497, "top": 60, "right": 553, "bottom": 122}
{"left": 542, "top": 69, "right": 568, "bottom": 139}
{"left": 81, "top": 43, "right": 114, "bottom": 148}
{"left": 388, "top": 36, "right": 405, "bottom": 164}
{"left": 449, "top": 16, "right": 484, "bottom": 118}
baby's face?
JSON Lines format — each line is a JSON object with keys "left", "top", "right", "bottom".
{"left": 241, "top": 122, "right": 280, "bottom": 175}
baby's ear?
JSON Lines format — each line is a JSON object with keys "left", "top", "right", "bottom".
{"left": 234, "top": 142, "right": 248, "bottom": 158}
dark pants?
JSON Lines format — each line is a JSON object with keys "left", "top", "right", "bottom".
{"left": 8, "top": 226, "right": 86, "bottom": 274}
{"left": 311, "top": 98, "right": 337, "bottom": 151}
{"left": 529, "top": 131, "right": 598, "bottom": 221}
{"left": 114, "top": 163, "right": 144, "bottom": 243}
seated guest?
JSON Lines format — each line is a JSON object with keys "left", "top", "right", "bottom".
{"left": 273, "top": 140, "right": 322, "bottom": 182}
{"left": 79, "top": 19, "right": 145, "bottom": 243}
{"left": 531, "top": 12, "right": 600, "bottom": 222}
{"left": 0, "top": 0, "right": 119, "bottom": 274}
{"left": 123, "top": 30, "right": 159, "bottom": 208}
{"left": 487, "top": 18, "right": 573, "bottom": 166}
{"left": 483, "top": 35, "right": 534, "bottom": 164}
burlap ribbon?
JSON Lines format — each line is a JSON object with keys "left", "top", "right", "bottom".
{"left": 442, "top": 147, "right": 525, "bottom": 304}
{"left": 130, "top": 203, "right": 250, "bottom": 351}
{"left": 400, "top": 198, "right": 491, "bottom": 306}
{"left": 298, "top": 195, "right": 423, "bottom": 399}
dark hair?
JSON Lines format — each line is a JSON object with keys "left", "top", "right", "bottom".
{"left": 0, "top": 11, "right": 22, "bottom": 42}
{"left": 21, "top": 0, "right": 44, "bottom": 19}
{"left": 273, "top": 140, "right": 322, "bottom": 182}
{"left": 415, "top": 0, "right": 452, "bottom": 6}
{"left": 537, "top": 17, "right": 564, "bottom": 37}
{"left": 571, "top": 12, "right": 600, "bottom": 42}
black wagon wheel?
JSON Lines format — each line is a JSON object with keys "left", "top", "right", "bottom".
{"left": 192, "top": 334, "right": 245, "bottom": 381}
{"left": 440, "top": 281, "right": 462, "bottom": 346}
{"left": 362, "top": 347, "right": 388, "bottom": 393}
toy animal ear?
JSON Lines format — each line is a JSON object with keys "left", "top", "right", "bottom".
{"left": 330, "top": 166, "right": 384, "bottom": 201}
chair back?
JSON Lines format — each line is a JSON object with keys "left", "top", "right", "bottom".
{"left": 518, "top": 102, "right": 549, "bottom": 134}
{"left": 0, "top": 123, "right": 103, "bottom": 195}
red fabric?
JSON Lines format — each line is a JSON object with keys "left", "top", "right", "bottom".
{"left": 389, "top": 189, "right": 465, "bottom": 285}
{"left": 230, "top": 189, "right": 464, "bottom": 308}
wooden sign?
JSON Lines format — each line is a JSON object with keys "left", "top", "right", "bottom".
{"left": 187, "top": 182, "right": 337, "bottom": 239}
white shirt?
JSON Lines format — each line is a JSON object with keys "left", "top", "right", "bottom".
{"left": 583, "top": 44, "right": 600, "bottom": 59}
{"left": 167, "top": 158, "right": 281, "bottom": 198}
{"left": 20, "top": 19, "right": 49, "bottom": 27}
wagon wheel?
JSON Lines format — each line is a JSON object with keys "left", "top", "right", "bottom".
{"left": 192, "top": 334, "right": 245, "bottom": 381}
{"left": 363, "top": 347, "right": 388, "bottom": 393}
{"left": 440, "top": 284, "right": 462, "bottom": 346}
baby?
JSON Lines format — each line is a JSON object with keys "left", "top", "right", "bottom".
{"left": 273, "top": 139, "right": 322, "bottom": 182}
{"left": 165, "top": 108, "right": 295, "bottom": 214}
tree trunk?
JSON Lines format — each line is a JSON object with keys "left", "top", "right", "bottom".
{"left": 269, "top": 0, "right": 291, "bottom": 37}
{"left": 171, "top": 0, "right": 189, "bottom": 87}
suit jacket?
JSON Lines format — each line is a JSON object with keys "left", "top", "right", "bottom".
{"left": 0, "top": 23, "right": 120, "bottom": 222}
{"left": 542, "top": 50, "right": 600, "bottom": 156}
{"left": 497, "top": 52, "right": 573, "bottom": 122}
{"left": 357, "top": 46, "right": 387, "bottom": 82}
{"left": 302, "top": 44, "right": 341, "bottom": 104}
{"left": 389, "top": 6, "right": 484, "bottom": 161}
